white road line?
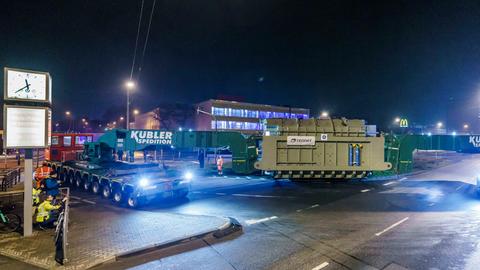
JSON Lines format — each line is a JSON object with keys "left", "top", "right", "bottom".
{"left": 399, "top": 177, "right": 408, "bottom": 181}
{"left": 235, "top": 177, "right": 240, "bottom": 179}
{"left": 81, "top": 199, "right": 96, "bottom": 205}
{"left": 428, "top": 203, "right": 435, "bottom": 206}
{"left": 306, "top": 204, "right": 319, "bottom": 209}
{"left": 361, "top": 189, "right": 371, "bottom": 193}
{"left": 260, "top": 177, "right": 266, "bottom": 180}
{"left": 456, "top": 184, "right": 464, "bottom": 191}
{"left": 232, "top": 193, "right": 294, "bottom": 199}
{"left": 296, "top": 209, "right": 303, "bottom": 212}
{"left": 375, "top": 217, "right": 409, "bottom": 236}
{"left": 246, "top": 176, "right": 251, "bottom": 179}
{"left": 383, "top": 181, "right": 395, "bottom": 186}
{"left": 245, "top": 216, "right": 278, "bottom": 225}
{"left": 312, "top": 262, "right": 329, "bottom": 270}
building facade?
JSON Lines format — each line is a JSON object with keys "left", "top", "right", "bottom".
{"left": 195, "top": 99, "right": 310, "bottom": 133}
{"left": 131, "top": 104, "right": 195, "bottom": 130}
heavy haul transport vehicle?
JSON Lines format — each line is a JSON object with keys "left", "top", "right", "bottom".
{"left": 255, "top": 118, "right": 392, "bottom": 179}
{"left": 47, "top": 129, "right": 192, "bottom": 208}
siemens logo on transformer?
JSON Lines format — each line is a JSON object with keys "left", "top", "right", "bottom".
{"left": 130, "top": 130, "right": 173, "bottom": 145}
{"left": 469, "top": 136, "right": 480, "bottom": 147}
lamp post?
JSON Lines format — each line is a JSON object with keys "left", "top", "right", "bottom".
{"left": 125, "top": 80, "right": 135, "bottom": 130}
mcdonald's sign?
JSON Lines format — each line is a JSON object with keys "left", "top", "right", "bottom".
{"left": 399, "top": 118, "right": 409, "bottom": 128}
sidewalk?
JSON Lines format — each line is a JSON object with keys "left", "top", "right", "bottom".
{"left": 0, "top": 204, "right": 237, "bottom": 269}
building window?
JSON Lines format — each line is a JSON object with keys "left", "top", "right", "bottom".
{"left": 63, "top": 136, "right": 72, "bottom": 147}
{"left": 75, "top": 136, "right": 88, "bottom": 145}
{"left": 52, "top": 136, "right": 59, "bottom": 145}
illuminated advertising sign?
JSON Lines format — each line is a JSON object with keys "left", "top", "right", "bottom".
{"left": 129, "top": 130, "right": 173, "bottom": 145}
{"left": 399, "top": 118, "right": 409, "bottom": 128}
{"left": 4, "top": 105, "right": 49, "bottom": 148}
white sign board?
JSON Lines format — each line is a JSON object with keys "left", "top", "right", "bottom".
{"left": 287, "top": 136, "right": 316, "bottom": 146}
{"left": 4, "top": 106, "right": 49, "bottom": 148}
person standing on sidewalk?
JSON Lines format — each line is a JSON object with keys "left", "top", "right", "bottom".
{"left": 216, "top": 156, "right": 224, "bottom": 176}
{"left": 34, "top": 162, "right": 52, "bottom": 188}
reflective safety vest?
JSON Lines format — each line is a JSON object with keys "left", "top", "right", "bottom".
{"left": 36, "top": 200, "right": 60, "bottom": 223}
{"left": 32, "top": 188, "right": 41, "bottom": 205}
{"left": 216, "top": 158, "right": 224, "bottom": 169}
{"left": 34, "top": 166, "right": 52, "bottom": 188}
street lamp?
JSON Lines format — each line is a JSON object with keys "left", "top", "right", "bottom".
{"left": 394, "top": 117, "right": 401, "bottom": 123}
{"left": 125, "top": 80, "right": 136, "bottom": 130}
{"left": 464, "top": 124, "right": 469, "bottom": 129}
{"left": 120, "top": 116, "right": 124, "bottom": 121}
{"left": 65, "top": 111, "right": 71, "bottom": 116}
{"left": 436, "top": 122, "right": 443, "bottom": 128}
{"left": 133, "top": 109, "right": 139, "bottom": 115}
{"left": 320, "top": 111, "right": 329, "bottom": 118}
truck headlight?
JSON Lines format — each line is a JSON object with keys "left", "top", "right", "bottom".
{"left": 183, "top": 171, "right": 193, "bottom": 181}
{"left": 139, "top": 178, "right": 150, "bottom": 187}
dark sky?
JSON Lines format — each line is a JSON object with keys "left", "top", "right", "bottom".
{"left": 2, "top": 0, "right": 480, "bottom": 128}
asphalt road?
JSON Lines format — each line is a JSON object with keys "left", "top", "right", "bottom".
{"left": 65, "top": 154, "right": 480, "bottom": 270}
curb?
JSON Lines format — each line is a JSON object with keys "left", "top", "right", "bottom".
{"left": 90, "top": 216, "right": 242, "bottom": 268}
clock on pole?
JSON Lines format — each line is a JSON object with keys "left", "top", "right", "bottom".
{"left": 4, "top": 67, "right": 51, "bottom": 103}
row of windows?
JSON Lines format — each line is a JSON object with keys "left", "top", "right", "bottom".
{"left": 211, "top": 107, "right": 308, "bottom": 119}
{"left": 211, "top": 121, "right": 264, "bottom": 130}
{"left": 52, "top": 135, "right": 93, "bottom": 147}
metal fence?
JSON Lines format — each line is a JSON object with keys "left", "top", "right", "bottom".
{"left": 56, "top": 187, "right": 70, "bottom": 265}
{"left": 0, "top": 168, "right": 21, "bottom": 192}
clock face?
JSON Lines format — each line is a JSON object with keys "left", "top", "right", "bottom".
{"left": 6, "top": 69, "right": 48, "bottom": 101}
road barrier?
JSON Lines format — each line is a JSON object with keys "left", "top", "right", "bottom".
{"left": 55, "top": 187, "right": 70, "bottom": 265}
{"left": 0, "top": 167, "right": 21, "bottom": 191}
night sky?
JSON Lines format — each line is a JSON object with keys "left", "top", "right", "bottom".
{"left": 2, "top": 1, "right": 480, "bottom": 129}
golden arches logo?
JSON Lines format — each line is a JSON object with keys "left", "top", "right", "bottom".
{"left": 399, "top": 118, "right": 408, "bottom": 128}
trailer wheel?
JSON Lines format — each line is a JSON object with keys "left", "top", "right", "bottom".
{"left": 83, "top": 180, "right": 90, "bottom": 191}
{"left": 112, "top": 189, "right": 125, "bottom": 204}
{"left": 92, "top": 181, "right": 101, "bottom": 195}
{"left": 127, "top": 195, "right": 142, "bottom": 208}
{"left": 75, "top": 174, "right": 82, "bottom": 188}
{"left": 102, "top": 185, "right": 111, "bottom": 198}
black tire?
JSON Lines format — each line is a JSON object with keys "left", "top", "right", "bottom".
{"left": 92, "top": 181, "right": 101, "bottom": 195}
{"left": 112, "top": 189, "right": 125, "bottom": 204}
{"left": 127, "top": 195, "right": 142, "bottom": 208}
{"left": 0, "top": 214, "right": 21, "bottom": 233}
{"left": 75, "top": 174, "right": 82, "bottom": 189}
{"left": 102, "top": 185, "right": 111, "bottom": 199}
{"left": 83, "top": 179, "right": 91, "bottom": 191}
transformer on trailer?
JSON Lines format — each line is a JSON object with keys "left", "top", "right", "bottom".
{"left": 255, "top": 118, "right": 391, "bottom": 179}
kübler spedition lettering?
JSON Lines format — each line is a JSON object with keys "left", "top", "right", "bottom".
{"left": 130, "top": 130, "right": 173, "bottom": 145}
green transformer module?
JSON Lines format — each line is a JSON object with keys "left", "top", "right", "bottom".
{"left": 255, "top": 118, "right": 392, "bottom": 179}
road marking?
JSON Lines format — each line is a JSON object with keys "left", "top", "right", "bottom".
{"left": 429, "top": 203, "right": 435, "bottom": 206}
{"left": 306, "top": 204, "right": 319, "bottom": 209}
{"left": 383, "top": 181, "right": 395, "bottom": 186}
{"left": 456, "top": 184, "right": 464, "bottom": 191}
{"left": 235, "top": 177, "right": 240, "bottom": 179}
{"left": 399, "top": 177, "right": 408, "bottom": 181}
{"left": 223, "top": 176, "right": 228, "bottom": 178}
{"left": 246, "top": 176, "right": 251, "bottom": 179}
{"left": 216, "top": 193, "right": 226, "bottom": 196}
{"left": 192, "top": 191, "right": 202, "bottom": 194}
{"left": 260, "top": 177, "right": 266, "bottom": 180}
{"left": 245, "top": 216, "right": 278, "bottom": 225}
{"left": 232, "top": 193, "right": 294, "bottom": 198}
{"left": 361, "top": 189, "right": 371, "bottom": 193}
{"left": 81, "top": 199, "right": 96, "bottom": 205}
{"left": 375, "top": 217, "right": 409, "bottom": 236}
{"left": 296, "top": 209, "right": 303, "bottom": 212}
{"left": 312, "top": 262, "right": 329, "bottom": 270}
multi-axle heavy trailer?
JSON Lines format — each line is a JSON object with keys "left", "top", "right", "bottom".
{"left": 47, "top": 129, "right": 192, "bottom": 208}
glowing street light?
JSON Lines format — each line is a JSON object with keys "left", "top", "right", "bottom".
{"left": 125, "top": 80, "right": 136, "bottom": 130}
{"left": 394, "top": 117, "right": 401, "bottom": 123}
{"left": 436, "top": 122, "right": 443, "bottom": 128}
{"left": 120, "top": 116, "right": 124, "bottom": 121}
{"left": 464, "top": 124, "right": 469, "bottom": 129}
{"left": 81, "top": 118, "right": 86, "bottom": 122}
{"left": 65, "top": 111, "right": 71, "bottom": 116}
{"left": 133, "top": 109, "right": 140, "bottom": 115}
{"left": 320, "top": 111, "right": 329, "bottom": 118}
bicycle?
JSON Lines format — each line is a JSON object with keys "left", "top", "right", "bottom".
{"left": 0, "top": 203, "right": 21, "bottom": 233}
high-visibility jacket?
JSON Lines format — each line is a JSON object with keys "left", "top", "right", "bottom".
{"left": 34, "top": 166, "right": 52, "bottom": 188}
{"left": 36, "top": 200, "right": 60, "bottom": 223}
{"left": 32, "top": 188, "right": 41, "bottom": 205}
{"left": 216, "top": 158, "right": 224, "bottom": 170}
